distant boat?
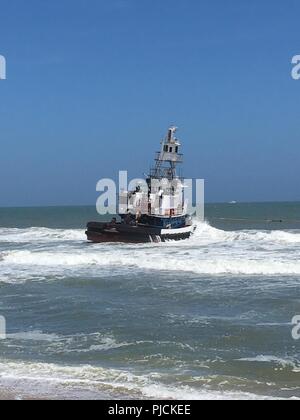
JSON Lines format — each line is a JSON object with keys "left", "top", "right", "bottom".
{"left": 86, "top": 127, "right": 197, "bottom": 243}
{"left": 229, "top": 201, "right": 237, "bottom": 204}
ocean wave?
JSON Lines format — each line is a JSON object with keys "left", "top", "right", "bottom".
{"left": 1, "top": 223, "right": 300, "bottom": 247}
{"left": 2, "top": 247, "right": 300, "bottom": 276}
{"left": 237, "top": 356, "right": 300, "bottom": 372}
{"left": 4, "top": 329, "right": 196, "bottom": 355}
{"left": 0, "top": 359, "right": 276, "bottom": 400}
{"left": 1, "top": 223, "right": 300, "bottom": 279}
{"left": 192, "top": 222, "right": 300, "bottom": 246}
{"left": 0, "top": 227, "right": 85, "bottom": 243}
{"left": 64, "top": 336, "right": 137, "bottom": 354}
{"left": 7, "top": 330, "right": 60, "bottom": 342}
{"left": 4, "top": 330, "right": 155, "bottom": 356}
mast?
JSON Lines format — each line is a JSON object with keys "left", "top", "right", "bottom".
{"left": 151, "top": 126, "right": 183, "bottom": 180}
{"left": 121, "top": 127, "right": 186, "bottom": 218}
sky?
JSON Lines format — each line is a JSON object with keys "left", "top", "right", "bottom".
{"left": 0, "top": 0, "right": 299, "bottom": 206}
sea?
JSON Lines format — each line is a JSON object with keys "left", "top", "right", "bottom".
{"left": 0, "top": 202, "right": 300, "bottom": 400}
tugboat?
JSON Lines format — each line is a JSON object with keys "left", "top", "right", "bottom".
{"left": 86, "top": 127, "right": 196, "bottom": 243}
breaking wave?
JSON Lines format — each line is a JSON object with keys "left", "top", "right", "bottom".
{"left": 1, "top": 223, "right": 300, "bottom": 280}
{"left": 0, "top": 359, "right": 275, "bottom": 400}
{"left": 237, "top": 356, "right": 300, "bottom": 372}
{"left": 1, "top": 223, "right": 300, "bottom": 246}
{"left": 1, "top": 248, "right": 300, "bottom": 276}
{"left": 0, "top": 227, "right": 85, "bottom": 243}
{"left": 192, "top": 222, "right": 300, "bottom": 245}
{"left": 1, "top": 218, "right": 300, "bottom": 400}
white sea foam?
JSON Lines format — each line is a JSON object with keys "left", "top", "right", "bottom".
{"left": 0, "top": 227, "right": 85, "bottom": 243}
{"left": 192, "top": 221, "right": 300, "bottom": 245}
{"left": 7, "top": 330, "right": 60, "bottom": 342}
{"left": 1, "top": 246, "right": 300, "bottom": 276}
{"left": 64, "top": 336, "right": 136, "bottom": 353}
{"left": 0, "top": 359, "right": 276, "bottom": 400}
{"left": 1, "top": 223, "right": 300, "bottom": 246}
{"left": 237, "top": 356, "right": 300, "bottom": 372}
{"left": 1, "top": 223, "right": 300, "bottom": 282}
{"left": 1, "top": 222, "right": 299, "bottom": 399}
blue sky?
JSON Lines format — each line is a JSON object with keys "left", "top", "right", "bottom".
{"left": 0, "top": 0, "right": 299, "bottom": 206}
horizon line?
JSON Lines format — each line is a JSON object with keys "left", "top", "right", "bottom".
{"left": 0, "top": 200, "right": 300, "bottom": 209}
